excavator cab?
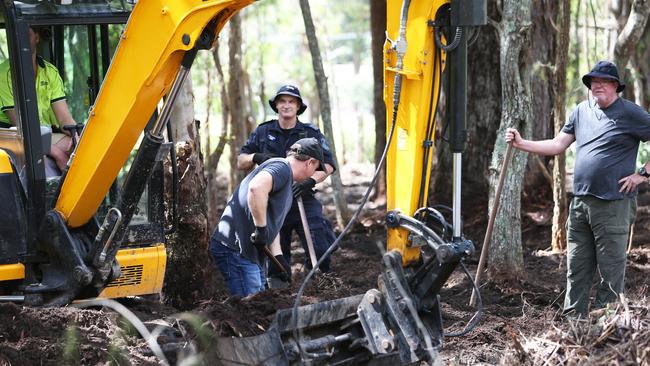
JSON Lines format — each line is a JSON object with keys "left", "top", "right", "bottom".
{"left": 0, "top": 1, "right": 167, "bottom": 303}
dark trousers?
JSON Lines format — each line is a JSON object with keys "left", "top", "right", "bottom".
{"left": 563, "top": 195, "right": 635, "bottom": 316}
{"left": 269, "top": 195, "right": 336, "bottom": 277}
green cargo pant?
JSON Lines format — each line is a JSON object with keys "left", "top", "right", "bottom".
{"left": 563, "top": 195, "right": 635, "bottom": 316}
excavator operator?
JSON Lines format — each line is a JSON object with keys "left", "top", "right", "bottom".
{"left": 0, "top": 26, "right": 77, "bottom": 171}
{"left": 237, "top": 84, "right": 337, "bottom": 284}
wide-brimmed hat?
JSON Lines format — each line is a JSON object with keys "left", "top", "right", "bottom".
{"left": 268, "top": 85, "right": 307, "bottom": 115}
{"left": 582, "top": 60, "right": 625, "bottom": 93}
{"left": 288, "top": 137, "right": 324, "bottom": 171}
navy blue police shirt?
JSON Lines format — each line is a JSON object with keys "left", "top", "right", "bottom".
{"left": 240, "top": 119, "right": 337, "bottom": 178}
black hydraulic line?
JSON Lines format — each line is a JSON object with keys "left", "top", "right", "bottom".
{"left": 435, "top": 26, "right": 463, "bottom": 52}
{"left": 291, "top": 0, "right": 412, "bottom": 354}
{"left": 164, "top": 122, "right": 178, "bottom": 235}
{"left": 92, "top": 132, "right": 163, "bottom": 268}
{"left": 417, "top": 43, "right": 443, "bottom": 208}
{"left": 444, "top": 261, "right": 482, "bottom": 337}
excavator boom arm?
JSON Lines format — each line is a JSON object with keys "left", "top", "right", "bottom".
{"left": 55, "top": 0, "right": 253, "bottom": 228}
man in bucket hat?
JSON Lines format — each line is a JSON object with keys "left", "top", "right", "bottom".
{"left": 505, "top": 60, "right": 650, "bottom": 317}
{"left": 238, "top": 84, "right": 338, "bottom": 285}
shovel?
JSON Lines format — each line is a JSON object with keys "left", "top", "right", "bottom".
{"left": 469, "top": 142, "right": 513, "bottom": 307}
{"left": 297, "top": 196, "right": 319, "bottom": 270}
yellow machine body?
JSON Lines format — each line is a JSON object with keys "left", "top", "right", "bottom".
{"left": 0, "top": 246, "right": 165, "bottom": 297}
{"left": 56, "top": 0, "right": 252, "bottom": 228}
{"left": 385, "top": 0, "right": 448, "bottom": 264}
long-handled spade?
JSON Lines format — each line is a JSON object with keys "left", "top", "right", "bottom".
{"left": 469, "top": 142, "right": 514, "bottom": 307}
{"left": 297, "top": 196, "right": 319, "bottom": 270}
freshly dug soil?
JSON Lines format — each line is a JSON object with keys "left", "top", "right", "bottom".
{"left": 1, "top": 166, "right": 648, "bottom": 365}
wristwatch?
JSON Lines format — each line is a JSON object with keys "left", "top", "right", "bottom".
{"left": 638, "top": 166, "right": 650, "bottom": 178}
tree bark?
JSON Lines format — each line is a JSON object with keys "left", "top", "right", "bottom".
{"left": 163, "top": 77, "right": 214, "bottom": 309}
{"left": 227, "top": 14, "right": 248, "bottom": 190}
{"left": 369, "top": 0, "right": 387, "bottom": 204}
{"left": 487, "top": 0, "right": 531, "bottom": 282}
{"left": 204, "top": 45, "right": 231, "bottom": 229}
{"left": 523, "top": 1, "right": 557, "bottom": 192}
{"left": 551, "top": 0, "right": 571, "bottom": 253}
{"left": 613, "top": 0, "right": 650, "bottom": 79}
{"left": 298, "top": 0, "right": 350, "bottom": 226}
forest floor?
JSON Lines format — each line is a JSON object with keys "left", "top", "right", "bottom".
{"left": 0, "top": 164, "right": 648, "bottom": 365}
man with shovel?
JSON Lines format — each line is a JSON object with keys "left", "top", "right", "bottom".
{"left": 238, "top": 84, "right": 337, "bottom": 286}
{"left": 210, "top": 138, "right": 327, "bottom": 296}
{"left": 505, "top": 61, "right": 650, "bottom": 317}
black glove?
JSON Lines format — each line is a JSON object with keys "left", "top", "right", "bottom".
{"left": 292, "top": 178, "right": 316, "bottom": 198}
{"left": 252, "top": 153, "right": 275, "bottom": 165}
{"left": 250, "top": 226, "right": 268, "bottom": 251}
{"left": 274, "top": 255, "right": 292, "bottom": 283}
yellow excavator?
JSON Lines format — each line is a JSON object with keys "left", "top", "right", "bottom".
{"left": 0, "top": 0, "right": 486, "bottom": 364}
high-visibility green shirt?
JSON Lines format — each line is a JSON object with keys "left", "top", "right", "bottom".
{"left": 0, "top": 56, "right": 67, "bottom": 127}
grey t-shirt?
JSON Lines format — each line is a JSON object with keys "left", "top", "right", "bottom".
{"left": 562, "top": 98, "right": 650, "bottom": 200}
{"left": 212, "top": 158, "right": 293, "bottom": 265}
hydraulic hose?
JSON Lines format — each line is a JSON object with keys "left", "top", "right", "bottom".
{"left": 443, "top": 261, "right": 482, "bottom": 337}
{"left": 435, "top": 26, "right": 463, "bottom": 52}
{"left": 290, "top": 0, "right": 412, "bottom": 360}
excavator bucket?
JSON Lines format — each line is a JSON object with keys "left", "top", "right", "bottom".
{"left": 209, "top": 248, "right": 472, "bottom": 365}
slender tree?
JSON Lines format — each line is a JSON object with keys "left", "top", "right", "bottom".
{"left": 370, "top": 0, "right": 387, "bottom": 204}
{"left": 487, "top": 0, "right": 532, "bottom": 282}
{"left": 298, "top": 0, "right": 350, "bottom": 226}
{"left": 550, "top": 0, "right": 571, "bottom": 253}
{"left": 204, "top": 44, "right": 231, "bottom": 228}
{"left": 227, "top": 14, "right": 248, "bottom": 189}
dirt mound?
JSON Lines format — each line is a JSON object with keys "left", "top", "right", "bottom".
{"left": 0, "top": 302, "right": 155, "bottom": 366}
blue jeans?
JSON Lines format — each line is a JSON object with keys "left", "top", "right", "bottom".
{"left": 210, "top": 237, "right": 265, "bottom": 297}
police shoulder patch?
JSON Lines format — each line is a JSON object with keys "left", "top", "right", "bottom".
{"left": 304, "top": 123, "right": 320, "bottom": 131}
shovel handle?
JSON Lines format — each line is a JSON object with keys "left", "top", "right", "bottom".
{"left": 262, "top": 246, "right": 288, "bottom": 276}
{"left": 297, "top": 196, "right": 319, "bottom": 268}
{"left": 470, "top": 142, "right": 514, "bottom": 307}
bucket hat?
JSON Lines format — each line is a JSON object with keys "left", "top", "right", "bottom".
{"left": 268, "top": 85, "right": 307, "bottom": 115}
{"left": 582, "top": 60, "right": 625, "bottom": 93}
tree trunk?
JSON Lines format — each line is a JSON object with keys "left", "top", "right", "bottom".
{"left": 487, "top": 0, "right": 531, "bottom": 282}
{"left": 551, "top": 0, "right": 571, "bottom": 253}
{"left": 227, "top": 14, "right": 248, "bottom": 190}
{"left": 524, "top": 1, "right": 557, "bottom": 192}
{"left": 205, "top": 45, "right": 231, "bottom": 229}
{"left": 613, "top": 0, "right": 650, "bottom": 80}
{"left": 163, "top": 77, "right": 214, "bottom": 309}
{"left": 298, "top": 0, "right": 350, "bottom": 226}
{"left": 370, "top": 0, "right": 387, "bottom": 204}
